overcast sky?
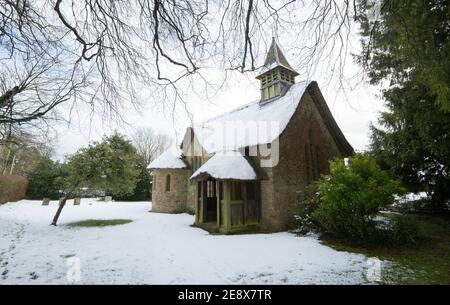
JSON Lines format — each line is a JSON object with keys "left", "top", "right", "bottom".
{"left": 52, "top": 5, "right": 386, "bottom": 160}
{"left": 54, "top": 69, "right": 384, "bottom": 160}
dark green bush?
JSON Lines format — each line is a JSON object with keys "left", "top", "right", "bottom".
{"left": 294, "top": 183, "right": 320, "bottom": 235}
{"left": 312, "top": 154, "right": 404, "bottom": 241}
{"left": 25, "top": 157, "right": 65, "bottom": 199}
{"left": 113, "top": 156, "right": 151, "bottom": 201}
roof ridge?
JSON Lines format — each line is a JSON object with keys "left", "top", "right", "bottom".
{"left": 272, "top": 37, "right": 280, "bottom": 65}
{"left": 200, "top": 98, "right": 260, "bottom": 124}
{"left": 197, "top": 80, "right": 309, "bottom": 126}
{"left": 190, "top": 80, "right": 314, "bottom": 154}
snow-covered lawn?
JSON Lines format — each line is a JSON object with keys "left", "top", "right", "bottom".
{"left": 0, "top": 199, "right": 375, "bottom": 284}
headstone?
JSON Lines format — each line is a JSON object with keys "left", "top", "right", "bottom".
{"left": 42, "top": 198, "right": 50, "bottom": 206}
{"left": 58, "top": 197, "right": 65, "bottom": 206}
{"left": 104, "top": 196, "right": 112, "bottom": 202}
{"left": 74, "top": 197, "right": 81, "bottom": 205}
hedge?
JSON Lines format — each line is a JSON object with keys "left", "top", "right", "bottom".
{"left": 0, "top": 175, "right": 28, "bottom": 204}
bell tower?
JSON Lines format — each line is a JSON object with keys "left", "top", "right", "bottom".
{"left": 256, "top": 38, "right": 299, "bottom": 102}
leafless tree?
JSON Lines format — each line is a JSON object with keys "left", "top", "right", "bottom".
{"left": 1, "top": 0, "right": 365, "bottom": 143}
{"left": 0, "top": 53, "right": 88, "bottom": 123}
{"left": 0, "top": 128, "right": 53, "bottom": 175}
{"left": 132, "top": 128, "right": 172, "bottom": 165}
{"left": 2, "top": 0, "right": 376, "bottom": 227}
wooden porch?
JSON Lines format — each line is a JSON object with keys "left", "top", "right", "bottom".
{"left": 195, "top": 179, "right": 261, "bottom": 234}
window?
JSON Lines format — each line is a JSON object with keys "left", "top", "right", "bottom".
{"left": 165, "top": 174, "right": 171, "bottom": 192}
{"left": 279, "top": 70, "right": 295, "bottom": 84}
{"left": 261, "top": 76, "right": 268, "bottom": 86}
{"left": 309, "top": 129, "right": 320, "bottom": 180}
{"left": 262, "top": 87, "right": 268, "bottom": 100}
{"left": 305, "top": 129, "right": 320, "bottom": 183}
{"left": 305, "top": 144, "right": 311, "bottom": 183}
{"left": 153, "top": 175, "right": 157, "bottom": 190}
{"left": 308, "top": 128, "right": 317, "bottom": 180}
{"left": 265, "top": 84, "right": 279, "bottom": 99}
{"left": 315, "top": 145, "right": 320, "bottom": 179}
{"left": 272, "top": 71, "right": 278, "bottom": 81}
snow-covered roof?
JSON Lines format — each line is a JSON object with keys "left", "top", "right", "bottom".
{"left": 190, "top": 152, "right": 258, "bottom": 180}
{"left": 147, "top": 147, "right": 187, "bottom": 169}
{"left": 192, "top": 80, "right": 311, "bottom": 153}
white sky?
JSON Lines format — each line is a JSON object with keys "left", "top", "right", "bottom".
{"left": 54, "top": 68, "right": 384, "bottom": 160}
{"left": 52, "top": 4, "right": 386, "bottom": 160}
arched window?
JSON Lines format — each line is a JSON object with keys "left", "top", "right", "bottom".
{"left": 305, "top": 144, "right": 311, "bottom": 183}
{"left": 315, "top": 145, "right": 320, "bottom": 179}
{"left": 305, "top": 128, "right": 320, "bottom": 183}
{"left": 165, "top": 174, "right": 171, "bottom": 192}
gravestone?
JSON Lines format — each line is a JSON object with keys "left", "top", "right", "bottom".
{"left": 104, "top": 196, "right": 112, "bottom": 202}
{"left": 42, "top": 198, "right": 50, "bottom": 206}
{"left": 74, "top": 197, "right": 81, "bottom": 205}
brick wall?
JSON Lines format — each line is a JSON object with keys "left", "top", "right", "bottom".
{"left": 268, "top": 90, "right": 344, "bottom": 230}
{"left": 177, "top": 85, "right": 350, "bottom": 231}
{"left": 259, "top": 168, "right": 275, "bottom": 230}
{"left": 151, "top": 169, "right": 189, "bottom": 213}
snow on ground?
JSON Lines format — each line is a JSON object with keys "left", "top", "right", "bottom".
{"left": 1, "top": 199, "right": 376, "bottom": 284}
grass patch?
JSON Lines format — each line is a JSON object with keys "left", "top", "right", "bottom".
{"left": 320, "top": 213, "right": 450, "bottom": 284}
{"left": 67, "top": 219, "right": 132, "bottom": 227}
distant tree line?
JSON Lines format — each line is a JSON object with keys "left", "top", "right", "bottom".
{"left": 24, "top": 128, "right": 170, "bottom": 203}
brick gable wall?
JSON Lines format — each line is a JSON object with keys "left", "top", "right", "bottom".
{"left": 265, "top": 90, "right": 344, "bottom": 230}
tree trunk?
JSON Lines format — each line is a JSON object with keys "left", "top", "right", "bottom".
{"left": 9, "top": 153, "right": 16, "bottom": 175}
{"left": 50, "top": 196, "right": 67, "bottom": 226}
{"left": 2, "top": 147, "right": 11, "bottom": 175}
